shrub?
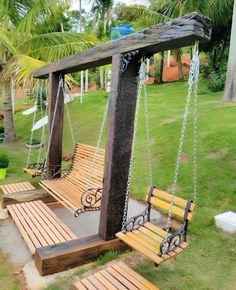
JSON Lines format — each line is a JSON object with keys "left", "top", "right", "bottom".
{"left": 0, "top": 126, "right": 4, "bottom": 134}
{"left": 0, "top": 153, "right": 9, "bottom": 168}
{"left": 208, "top": 67, "right": 226, "bottom": 92}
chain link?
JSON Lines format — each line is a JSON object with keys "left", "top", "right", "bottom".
{"left": 143, "top": 59, "right": 153, "bottom": 187}
{"left": 121, "top": 59, "right": 146, "bottom": 231}
{"left": 165, "top": 45, "right": 199, "bottom": 235}
{"left": 85, "top": 96, "right": 109, "bottom": 191}
{"left": 193, "top": 43, "right": 199, "bottom": 203}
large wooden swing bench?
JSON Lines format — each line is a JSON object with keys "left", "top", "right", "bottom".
{"left": 39, "top": 143, "right": 105, "bottom": 214}
{"left": 116, "top": 187, "right": 195, "bottom": 265}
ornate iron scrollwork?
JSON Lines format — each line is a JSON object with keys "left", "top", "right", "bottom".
{"left": 122, "top": 205, "right": 151, "bottom": 232}
{"left": 158, "top": 221, "right": 188, "bottom": 256}
{"left": 74, "top": 187, "right": 102, "bottom": 217}
{"left": 120, "top": 50, "right": 140, "bottom": 75}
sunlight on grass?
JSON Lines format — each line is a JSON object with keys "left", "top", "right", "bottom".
{"left": 0, "top": 82, "right": 236, "bottom": 289}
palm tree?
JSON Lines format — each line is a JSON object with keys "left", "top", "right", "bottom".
{"left": 90, "top": 0, "right": 114, "bottom": 39}
{"left": 0, "top": 0, "right": 98, "bottom": 143}
{"left": 223, "top": 0, "right": 236, "bottom": 101}
{"left": 115, "top": 0, "right": 234, "bottom": 81}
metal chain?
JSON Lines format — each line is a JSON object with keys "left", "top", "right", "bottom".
{"left": 143, "top": 59, "right": 153, "bottom": 187}
{"left": 165, "top": 45, "right": 199, "bottom": 235}
{"left": 85, "top": 96, "right": 109, "bottom": 191}
{"left": 193, "top": 43, "right": 199, "bottom": 203}
{"left": 121, "top": 59, "right": 146, "bottom": 231}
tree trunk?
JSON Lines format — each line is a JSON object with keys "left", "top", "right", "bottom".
{"left": 223, "top": 0, "right": 236, "bottom": 101}
{"left": 158, "top": 51, "right": 164, "bottom": 84}
{"left": 2, "top": 80, "right": 17, "bottom": 143}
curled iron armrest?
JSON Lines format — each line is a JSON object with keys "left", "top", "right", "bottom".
{"left": 158, "top": 221, "right": 188, "bottom": 257}
{"left": 74, "top": 187, "right": 102, "bottom": 217}
{"left": 122, "top": 205, "right": 151, "bottom": 232}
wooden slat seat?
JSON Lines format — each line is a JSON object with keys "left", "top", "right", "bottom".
{"left": 7, "top": 200, "right": 77, "bottom": 255}
{"left": 39, "top": 143, "right": 105, "bottom": 214}
{"left": 116, "top": 187, "right": 195, "bottom": 265}
{"left": 23, "top": 167, "right": 43, "bottom": 177}
{"left": 73, "top": 261, "right": 159, "bottom": 290}
{"left": 0, "top": 181, "right": 36, "bottom": 194}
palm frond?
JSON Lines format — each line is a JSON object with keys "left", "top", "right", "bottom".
{"left": 13, "top": 0, "right": 72, "bottom": 37}
{"left": 115, "top": 5, "right": 169, "bottom": 27}
{"left": 3, "top": 54, "right": 46, "bottom": 85}
{"left": 18, "top": 32, "right": 99, "bottom": 62}
{"left": 0, "top": 28, "right": 18, "bottom": 54}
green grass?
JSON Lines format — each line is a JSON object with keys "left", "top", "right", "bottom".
{"left": 1, "top": 82, "right": 236, "bottom": 289}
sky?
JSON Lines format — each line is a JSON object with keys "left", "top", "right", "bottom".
{"left": 71, "top": 0, "right": 149, "bottom": 12}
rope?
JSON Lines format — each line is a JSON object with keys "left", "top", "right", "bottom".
{"left": 36, "top": 83, "right": 45, "bottom": 167}
{"left": 165, "top": 43, "right": 199, "bottom": 235}
{"left": 26, "top": 81, "right": 39, "bottom": 167}
{"left": 45, "top": 75, "right": 64, "bottom": 166}
{"left": 121, "top": 59, "right": 146, "bottom": 231}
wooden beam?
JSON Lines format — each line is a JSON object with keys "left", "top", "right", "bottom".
{"left": 99, "top": 53, "right": 141, "bottom": 240}
{"left": 46, "top": 73, "right": 64, "bottom": 177}
{"left": 35, "top": 235, "right": 128, "bottom": 275}
{"left": 33, "top": 12, "right": 212, "bottom": 78}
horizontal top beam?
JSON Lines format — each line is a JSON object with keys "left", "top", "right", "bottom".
{"left": 33, "top": 12, "right": 212, "bottom": 78}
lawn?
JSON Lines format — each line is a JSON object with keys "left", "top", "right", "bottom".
{"left": 0, "top": 81, "right": 236, "bottom": 289}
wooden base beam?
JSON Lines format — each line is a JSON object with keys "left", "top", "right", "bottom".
{"left": 2, "top": 189, "right": 56, "bottom": 208}
{"left": 35, "top": 235, "right": 129, "bottom": 276}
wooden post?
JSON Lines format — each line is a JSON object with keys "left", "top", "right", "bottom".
{"left": 99, "top": 53, "right": 141, "bottom": 240}
{"left": 47, "top": 73, "right": 64, "bottom": 177}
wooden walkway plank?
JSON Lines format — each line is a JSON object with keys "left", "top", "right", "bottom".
{"left": 7, "top": 201, "right": 77, "bottom": 255}
{"left": 74, "top": 262, "right": 159, "bottom": 290}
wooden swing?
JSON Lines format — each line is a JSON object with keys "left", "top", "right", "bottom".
{"left": 40, "top": 143, "right": 105, "bottom": 214}
{"left": 40, "top": 76, "right": 108, "bottom": 215}
{"left": 116, "top": 49, "right": 199, "bottom": 265}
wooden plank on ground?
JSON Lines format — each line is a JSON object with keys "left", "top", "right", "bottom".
{"left": 7, "top": 201, "right": 77, "bottom": 255}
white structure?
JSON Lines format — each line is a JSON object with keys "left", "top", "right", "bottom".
{"left": 215, "top": 211, "right": 236, "bottom": 233}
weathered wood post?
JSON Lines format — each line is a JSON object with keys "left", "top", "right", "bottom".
{"left": 99, "top": 52, "right": 142, "bottom": 240}
{"left": 47, "top": 73, "right": 64, "bottom": 177}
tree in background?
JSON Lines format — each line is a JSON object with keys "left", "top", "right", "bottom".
{"left": 0, "top": 0, "right": 98, "bottom": 143}
{"left": 223, "top": 0, "right": 236, "bottom": 101}
{"left": 115, "top": 0, "right": 234, "bottom": 83}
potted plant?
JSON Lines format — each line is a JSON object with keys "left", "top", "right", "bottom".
{"left": 0, "top": 152, "right": 9, "bottom": 180}
{"left": 26, "top": 138, "right": 44, "bottom": 149}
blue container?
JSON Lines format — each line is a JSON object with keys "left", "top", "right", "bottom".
{"left": 110, "top": 24, "right": 134, "bottom": 40}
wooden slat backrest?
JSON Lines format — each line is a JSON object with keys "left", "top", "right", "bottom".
{"left": 147, "top": 188, "right": 195, "bottom": 222}
{"left": 67, "top": 143, "right": 105, "bottom": 181}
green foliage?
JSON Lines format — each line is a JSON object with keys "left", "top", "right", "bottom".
{"left": 208, "top": 67, "right": 226, "bottom": 92}
{"left": 0, "top": 126, "right": 4, "bottom": 134}
{"left": 96, "top": 250, "right": 118, "bottom": 266}
{"left": 0, "top": 152, "right": 9, "bottom": 168}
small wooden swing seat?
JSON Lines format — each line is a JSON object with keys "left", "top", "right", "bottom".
{"left": 23, "top": 161, "right": 46, "bottom": 177}
{"left": 116, "top": 187, "right": 195, "bottom": 265}
{"left": 39, "top": 143, "right": 105, "bottom": 214}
